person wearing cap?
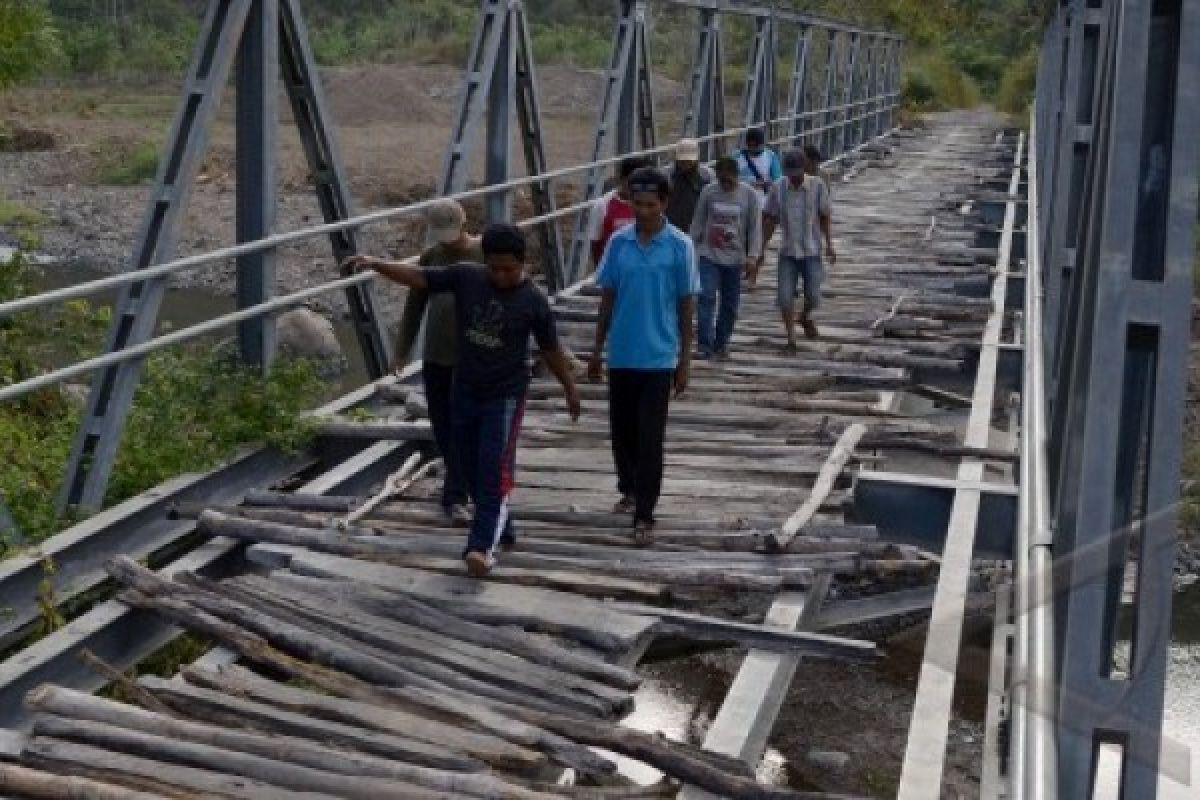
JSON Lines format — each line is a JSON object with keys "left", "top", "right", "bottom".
{"left": 735, "top": 127, "right": 782, "bottom": 202}
{"left": 588, "top": 167, "right": 700, "bottom": 542}
{"left": 689, "top": 155, "right": 763, "bottom": 359}
{"left": 588, "top": 155, "right": 652, "bottom": 267}
{"left": 344, "top": 224, "right": 582, "bottom": 578}
{"left": 665, "top": 138, "right": 714, "bottom": 232}
{"left": 393, "top": 199, "right": 481, "bottom": 526}
{"left": 760, "top": 148, "right": 836, "bottom": 345}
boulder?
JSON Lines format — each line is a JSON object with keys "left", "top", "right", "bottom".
{"left": 276, "top": 308, "right": 347, "bottom": 378}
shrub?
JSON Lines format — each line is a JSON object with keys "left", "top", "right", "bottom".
{"left": 0, "top": 0, "right": 62, "bottom": 88}
{"left": 90, "top": 140, "right": 160, "bottom": 186}
{"left": 996, "top": 47, "right": 1039, "bottom": 115}
{"left": 903, "top": 51, "right": 980, "bottom": 111}
{"left": 0, "top": 198, "right": 47, "bottom": 250}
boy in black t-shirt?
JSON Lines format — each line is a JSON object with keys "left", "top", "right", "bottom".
{"left": 344, "top": 224, "right": 581, "bottom": 577}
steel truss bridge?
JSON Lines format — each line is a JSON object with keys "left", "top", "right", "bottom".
{"left": 0, "top": 1, "right": 1197, "bottom": 798}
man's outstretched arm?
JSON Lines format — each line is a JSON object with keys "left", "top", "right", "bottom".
{"left": 342, "top": 255, "right": 429, "bottom": 289}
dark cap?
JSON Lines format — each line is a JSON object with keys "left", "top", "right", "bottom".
{"left": 714, "top": 155, "right": 738, "bottom": 174}
{"left": 782, "top": 148, "right": 807, "bottom": 174}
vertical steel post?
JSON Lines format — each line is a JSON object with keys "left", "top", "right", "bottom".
{"left": 235, "top": 0, "right": 278, "bottom": 371}
{"left": 565, "top": 0, "right": 654, "bottom": 283}
{"left": 785, "top": 26, "right": 811, "bottom": 145}
{"left": 681, "top": 7, "right": 725, "bottom": 161}
{"left": 819, "top": 29, "right": 839, "bottom": 158}
{"left": 512, "top": 2, "right": 564, "bottom": 290}
{"left": 835, "top": 32, "right": 860, "bottom": 157}
{"left": 441, "top": 0, "right": 508, "bottom": 197}
{"left": 741, "top": 13, "right": 776, "bottom": 138}
{"left": 486, "top": 6, "right": 516, "bottom": 222}
{"left": 278, "top": 0, "right": 392, "bottom": 380}
{"left": 1048, "top": 0, "right": 1200, "bottom": 797}
{"left": 58, "top": 0, "right": 254, "bottom": 513}
{"left": 0, "top": 495, "right": 22, "bottom": 549}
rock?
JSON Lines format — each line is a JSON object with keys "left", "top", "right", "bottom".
{"left": 275, "top": 308, "right": 348, "bottom": 379}
{"left": 60, "top": 383, "right": 91, "bottom": 407}
{"left": 806, "top": 750, "right": 851, "bottom": 771}
{"left": 277, "top": 308, "right": 342, "bottom": 361}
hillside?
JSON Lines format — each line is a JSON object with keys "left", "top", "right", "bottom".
{"left": 25, "top": 0, "right": 1043, "bottom": 111}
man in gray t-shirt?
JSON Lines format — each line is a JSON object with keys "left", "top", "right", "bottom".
{"left": 689, "top": 156, "right": 762, "bottom": 358}
{"left": 761, "top": 148, "right": 836, "bottom": 345}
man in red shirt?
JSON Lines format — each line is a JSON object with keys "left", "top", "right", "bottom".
{"left": 588, "top": 156, "right": 651, "bottom": 266}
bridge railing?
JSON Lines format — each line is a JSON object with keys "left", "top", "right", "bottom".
{"left": 1012, "top": 1, "right": 1200, "bottom": 798}
{"left": 0, "top": 0, "right": 904, "bottom": 520}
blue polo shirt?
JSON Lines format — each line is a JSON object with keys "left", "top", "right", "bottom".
{"left": 595, "top": 220, "right": 700, "bottom": 370}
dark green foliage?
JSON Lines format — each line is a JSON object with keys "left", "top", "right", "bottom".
{"left": 0, "top": 252, "right": 327, "bottom": 553}
{"left": 23, "top": 1, "right": 1046, "bottom": 112}
{"left": 0, "top": 1, "right": 61, "bottom": 88}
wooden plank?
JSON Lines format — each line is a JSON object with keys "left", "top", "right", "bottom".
{"left": 769, "top": 423, "right": 869, "bottom": 551}
{"left": 252, "top": 547, "right": 660, "bottom": 654}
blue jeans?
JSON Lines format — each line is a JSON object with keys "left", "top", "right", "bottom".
{"left": 777, "top": 255, "right": 823, "bottom": 311}
{"left": 452, "top": 387, "right": 526, "bottom": 556}
{"left": 697, "top": 257, "right": 743, "bottom": 354}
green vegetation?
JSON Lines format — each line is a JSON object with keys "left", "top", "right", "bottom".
{"left": 0, "top": 198, "right": 47, "bottom": 250}
{"left": 89, "top": 139, "right": 160, "bottom": 185}
{"left": 0, "top": 1, "right": 60, "bottom": 88}
{"left": 0, "top": 1, "right": 1046, "bottom": 113}
{"left": 0, "top": 252, "right": 327, "bottom": 552}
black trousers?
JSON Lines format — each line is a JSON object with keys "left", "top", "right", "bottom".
{"left": 608, "top": 368, "right": 673, "bottom": 525}
{"left": 423, "top": 362, "right": 467, "bottom": 509}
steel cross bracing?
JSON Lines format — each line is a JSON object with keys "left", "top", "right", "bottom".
{"left": 680, "top": 7, "right": 726, "bottom": 161}
{"left": 740, "top": 13, "right": 778, "bottom": 139}
{"left": 783, "top": 25, "right": 812, "bottom": 145}
{"left": 564, "top": 0, "right": 657, "bottom": 286}
{"left": 56, "top": 0, "right": 392, "bottom": 514}
{"left": 440, "top": 0, "right": 564, "bottom": 288}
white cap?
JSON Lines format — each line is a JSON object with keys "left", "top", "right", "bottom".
{"left": 675, "top": 138, "right": 700, "bottom": 162}
{"left": 424, "top": 199, "right": 466, "bottom": 246}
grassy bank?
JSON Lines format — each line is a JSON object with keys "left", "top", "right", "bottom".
{"left": 0, "top": 252, "right": 328, "bottom": 553}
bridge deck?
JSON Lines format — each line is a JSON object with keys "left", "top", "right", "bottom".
{"left": 0, "top": 115, "right": 1018, "bottom": 798}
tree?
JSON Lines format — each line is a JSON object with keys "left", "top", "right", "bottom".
{"left": 0, "top": 0, "right": 61, "bottom": 88}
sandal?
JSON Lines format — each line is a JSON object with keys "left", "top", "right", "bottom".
{"left": 613, "top": 495, "right": 637, "bottom": 515}
{"left": 632, "top": 519, "right": 655, "bottom": 546}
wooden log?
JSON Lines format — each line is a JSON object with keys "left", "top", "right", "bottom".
{"left": 204, "top": 574, "right": 633, "bottom": 715}
{"left": 30, "top": 715, "right": 464, "bottom": 800}
{"left": 263, "top": 572, "right": 641, "bottom": 689}
{"left": 29, "top": 687, "right": 564, "bottom": 799}
{"left": 168, "top": 666, "right": 547, "bottom": 770}
{"left": 315, "top": 418, "right": 433, "bottom": 441}
{"left": 194, "top": 511, "right": 669, "bottom": 601}
{"left": 607, "top": 603, "right": 878, "bottom": 661}
{"left": 267, "top": 550, "right": 660, "bottom": 654}
{"left": 0, "top": 764, "right": 169, "bottom": 800}
{"left": 23, "top": 737, "right": 336, "bottom": 800}
{"left": 240, "top": 490, "right": 358, "bottom": 512}
{"left": 106, "top": 558, "right": 602, "bottom": 718}
{"left": 409, "top": 689, "right": 869, "bottom": 800}
{"left": 770, "top": 424, "right": 869, "bottom": 552}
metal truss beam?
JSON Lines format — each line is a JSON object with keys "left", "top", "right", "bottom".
{"left": 565, "top": 0, "right": 656, "bottom": 285}
{"left": 784, "top": 26, "right": 811, "bottom": 146}
{"left": 1044, "top": 1, "right": 1108, "bottom": 378}
{"left": 681, "top": 7, "right": 726, "bottom": 161}
{"left": 852, "top": 470, "right": 1017, "bottom": 560}
{"left": 441, "top": 0, "right": 564, "bottom": 288}
{"left": 740, "top": 13, "right": 777, "bottom": 139}
{"left": 1046, "top": 0, "right": 1200, "bottom": 795}
{"left": 57, "top": 0, "right": 393, "bottom": 514}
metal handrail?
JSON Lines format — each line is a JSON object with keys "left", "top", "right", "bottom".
{"left": 663, "top": 0, "right": 905, "bottom": 39}
{"left": 0, "top": 111, "right": 901, "bottom": 406}
{"left": 1011, "top": 111, "right": 1057, "bottom": 800}
{"left": 0, "top": 92, "right": 899, "bottom": 321}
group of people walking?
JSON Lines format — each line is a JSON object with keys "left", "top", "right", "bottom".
{"left": 344, "top": 127, "right": 836, "bottom": 576}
